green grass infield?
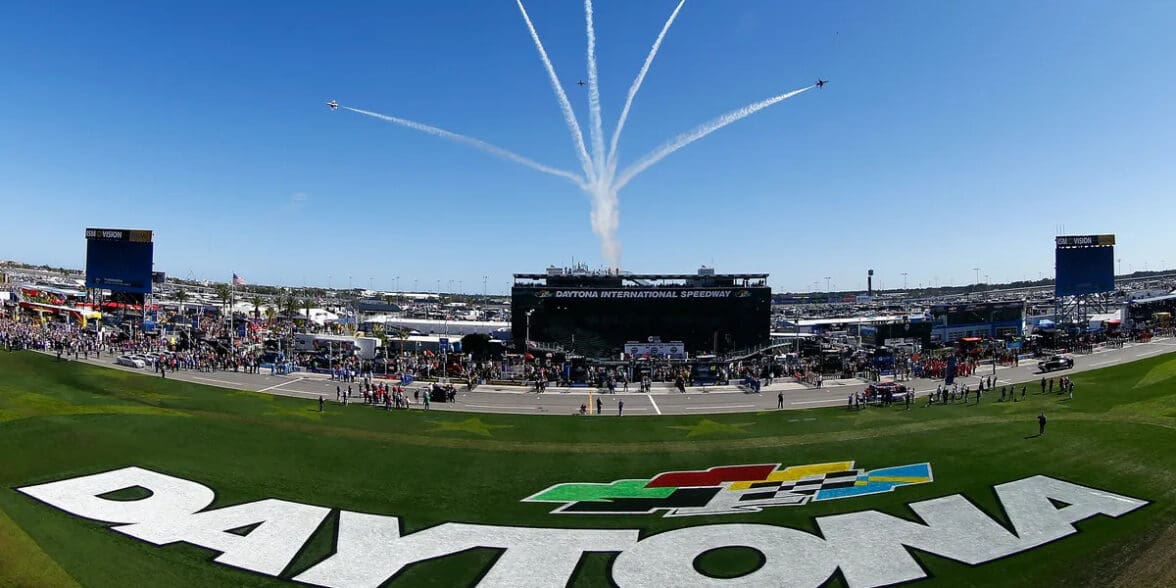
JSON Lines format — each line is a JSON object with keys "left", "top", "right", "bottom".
{"left": 2, "top": 350, "right": 1175, "bottom": 587}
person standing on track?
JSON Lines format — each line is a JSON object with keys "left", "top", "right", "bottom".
{"left": 618, "top": 399, "right": 624, "bottom": 416}
{"left": 778, "top": 391, "right": 784, "bottom": 409}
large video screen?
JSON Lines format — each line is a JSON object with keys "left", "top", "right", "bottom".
{"left": 86, "top": 240, "right": 154, "bottom": 293}
{"left": 1056, "top": 246, "right": 1114, "bottom": 297}
{"left": 512, "top": 287, "right": 771, "bottom": 357}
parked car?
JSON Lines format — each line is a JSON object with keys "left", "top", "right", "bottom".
{"left": 864, "top": 382, "right": 910, "bottom": 403}
{"left": 1038, "top": 355, "right": 1074, "bottom": 373}
{"left": 115, "top": 355, "right": 147, "bottom": 368}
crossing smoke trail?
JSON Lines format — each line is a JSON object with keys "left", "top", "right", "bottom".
{"left": 606, "top": 0, "right": 686, "bottom": 181}
{"left": 343, "top": 106, "right": 586, "bottom": 187}
{"left": 340, "top": 2, "right": 816, "bottom": 271}
{"left": 613, "top": 85, "right": 813, "bottom": 191}
{"left": 515, "top": 0, "right": 596, "bottom": 183}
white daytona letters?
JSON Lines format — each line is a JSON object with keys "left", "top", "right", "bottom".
{"left": 18, "top": 467, "right": 1147, "bottom": 587}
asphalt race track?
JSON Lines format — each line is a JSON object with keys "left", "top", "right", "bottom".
{"left": 58, "top": 337, "right": 1176, "bottom": 416}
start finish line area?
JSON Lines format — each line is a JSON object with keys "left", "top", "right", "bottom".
{"left": 57, "top": 337, "right": 1174, "bottom": 416}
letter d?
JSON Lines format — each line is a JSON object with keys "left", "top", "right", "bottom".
{"left": 18, "top": 466, "right": 215, "bottom": 526}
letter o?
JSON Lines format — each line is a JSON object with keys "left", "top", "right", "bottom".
{"left": 612, "top": 524, "right": 835, "bottom": 587}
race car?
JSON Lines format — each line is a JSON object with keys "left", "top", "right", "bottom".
{"left": 1037, "top": 355, "right": 1074, "bottom": 373}
{"left": 115, "top": 355, "right": 147, "bottom": 368}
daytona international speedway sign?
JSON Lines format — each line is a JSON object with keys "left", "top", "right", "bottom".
{"left": 18, "top": 465, "right": 1146, "bottom": 587}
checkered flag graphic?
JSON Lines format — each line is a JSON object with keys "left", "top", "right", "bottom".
{"left": 737, "top": 470, "right": 862, "bottom": 503}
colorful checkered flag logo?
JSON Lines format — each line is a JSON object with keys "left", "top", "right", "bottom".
{"left": 524, "top": 461, "right": 933, "bottom": 518}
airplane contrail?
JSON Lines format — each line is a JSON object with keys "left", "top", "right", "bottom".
{"left": 584, "top": 0, "right": 606, "bottom": 179}
{"left": 343, "top": 106, "right": 586, "bottom": 187}
{"left": 515, "top": 0, "right": 597, "bottom": 183}
{"left": 606, "top": 0, "right": 686, "bottom": 181}
{"left": 613, "top": 85, "right": 813, "bottom": 191}
{"left": 338, "top": 2, "right": 817, "bottom": 271}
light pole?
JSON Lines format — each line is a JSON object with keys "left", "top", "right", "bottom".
{"left": 1117, "top": 259, "right": 1122, "bottom": 277}
{"left": 824, "top": 276, "right": 831, "bottom": 292}
{"left": 901, "top": 272, "right": 908, "bottom": 290}
{"left": 482, "top": 275, "right": 488, "bottom": 297}
{"left": 973, "top": 267, "right": 980, "bottom": 285}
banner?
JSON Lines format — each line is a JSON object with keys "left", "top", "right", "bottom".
{"left": 536, "top": 289, "right": 752, "bottom": 300}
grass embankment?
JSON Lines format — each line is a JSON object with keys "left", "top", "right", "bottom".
{"left": 1, "top": 351, "right": 1175, "bottom": 586}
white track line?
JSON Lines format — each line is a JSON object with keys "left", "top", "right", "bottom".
{"left": 685, "top": 404, "right": 756, "bottom": 410}
{"left": 189, "top": 376, "right": 244, "bottom": 387}
{"left": 258, "top": 377, "right": 302, "bottom": 393}
{"left": 646, "top": 394, "right": 662, "bottom": 415}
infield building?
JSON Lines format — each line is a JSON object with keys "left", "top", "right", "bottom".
{"left": 511, "top": 267, "right": 771, "bottom": 359}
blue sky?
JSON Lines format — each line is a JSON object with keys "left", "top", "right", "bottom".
{"left": 2, "top": 0, "right": 1174, "bottom": 294}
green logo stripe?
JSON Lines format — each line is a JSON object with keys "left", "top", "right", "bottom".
{"left": 528, "top": 480, "right": 675, "bottom": 502}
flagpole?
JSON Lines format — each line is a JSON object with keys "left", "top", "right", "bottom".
{"left": 230, "top": 274, "right": 235, "bottom": 357}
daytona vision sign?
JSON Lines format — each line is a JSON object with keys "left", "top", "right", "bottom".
{"left": 18, "top": 467, "right": 1146, "bottom": 587}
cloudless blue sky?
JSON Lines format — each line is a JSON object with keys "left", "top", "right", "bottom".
{"left": 2, "top": 1, "right": 1174, "bottom": 294}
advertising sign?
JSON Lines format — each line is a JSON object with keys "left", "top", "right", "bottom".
{"left": 626, "top": 341, "right": 686, "bottom": 359}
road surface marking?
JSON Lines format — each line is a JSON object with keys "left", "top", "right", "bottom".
{"left": 190, "top": 376, "right": 244, "bottom": 387}
{"left": 465, "top": 404, "right": 539, "bottom": 410}
{"left": 258, "top": 378, "right": 302, "bottom": 393}
{"left": 791, "top": 399, "right": 845, "bottom": 405}
{"left": 646, "top": 394, "right": 662, "bottom": 415}
{"left": 684, "top": 404, "right": 756, "bottom": 410}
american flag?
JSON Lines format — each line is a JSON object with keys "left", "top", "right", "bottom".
{"left": 232, "top": 273, "right": 246, "bottom": 286}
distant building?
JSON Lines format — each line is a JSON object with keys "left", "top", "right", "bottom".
{"left": 930, "top": 301, "right": 1025, "bottom": 342}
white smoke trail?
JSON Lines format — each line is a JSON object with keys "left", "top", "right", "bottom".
{"left": 343, "top": 106, "right": 587, "bottom": 188}
{"left": 583, "top": 0, "right": 620, "bottom": 268}
{"left": 606, "top": 0, "right": 686, "bottom": 181}
{"left": 515, "top": 0, "right": 596, "bottom": 183}
{"left": 613, "top": 85, "right": 813, "bottom": 191}
{"left": 584, "top": 0, "right": 606, "bottom": 179}
{"left": 588, "top": 181, "right": 621, "bottom": 268}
